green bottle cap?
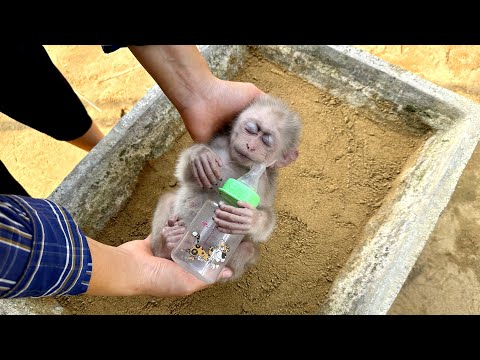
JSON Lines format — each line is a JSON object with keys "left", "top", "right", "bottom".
{"left": 219, "top": 178, "right": 261, "bottom": 208}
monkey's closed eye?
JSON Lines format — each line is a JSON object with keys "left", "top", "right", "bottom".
{"left": 262, "top": 134, "right": 273, "bottom": 147}
{"left": 245, "top": 122, "right": 258, "bottom": 134}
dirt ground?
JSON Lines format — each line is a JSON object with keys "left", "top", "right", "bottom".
{"left": 1, "top": 45, "right": 480, "bottom": 314}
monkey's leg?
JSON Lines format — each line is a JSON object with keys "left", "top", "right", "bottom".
{"left": 221, "top": 240, "right": 260, "bottom": 282}
{"left": 151, "top": 192, "right": 178, "bottom": 257}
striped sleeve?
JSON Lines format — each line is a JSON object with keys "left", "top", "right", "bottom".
{"left": 0, "top": 195, "right": 92, "bottom": 298}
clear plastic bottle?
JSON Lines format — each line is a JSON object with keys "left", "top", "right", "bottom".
{"left": 171, "top": 162, "right": 266, "bottom": 283}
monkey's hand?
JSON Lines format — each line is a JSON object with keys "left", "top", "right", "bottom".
{"left": 189, "top": 147, "right": 223, "bottom": 189}
{"left": 158, "top": 218, "right": 186, "bottom": 259}
{"left": 213, "top": 201, "right": 258, "bottom": 235}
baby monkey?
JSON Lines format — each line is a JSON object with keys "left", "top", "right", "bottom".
{"left": 151, "top": 93, "right": 302, "bottom": 281}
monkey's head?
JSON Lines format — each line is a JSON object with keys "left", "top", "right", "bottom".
{"left": 230, "top": 94, "right": 301, "bottom": 168}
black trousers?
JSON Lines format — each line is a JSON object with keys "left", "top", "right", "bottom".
{"left": 0, "top": 45, "right": 93, "bottom": 196}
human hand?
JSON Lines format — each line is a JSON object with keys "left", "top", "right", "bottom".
{"left": 181, "top": 78, "right": 263, "bottom": 143}
{"left": 129, "top": 45, "right": 263, "bottom": 143}
{"left": 117, "top": 235, "right": 232, "bottom": 297}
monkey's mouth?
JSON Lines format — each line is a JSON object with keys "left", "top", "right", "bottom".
{"left": 234, "top": 148, "right": 252, "bottom": 162}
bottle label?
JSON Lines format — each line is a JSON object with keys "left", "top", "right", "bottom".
{"left": 181, "top": 219, "right": 231, "bottom": 269}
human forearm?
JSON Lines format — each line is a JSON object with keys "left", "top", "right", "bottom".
{"left": 128, "top": 45, "right": 263, "bottom": 143}
{"left": 85, "top": 237, "right": 141, "bottom": 296}
{"left": 128, "top": 45, "right": 214, "bottom": 117}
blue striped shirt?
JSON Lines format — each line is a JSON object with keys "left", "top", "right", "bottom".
{"left": 0, "top": 195, "right": 92, "bottom": 298}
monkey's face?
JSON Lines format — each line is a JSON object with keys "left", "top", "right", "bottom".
{"left": 230, "top": 106, "right": 282, "bottom": 167}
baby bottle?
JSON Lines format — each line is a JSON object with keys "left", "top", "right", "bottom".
{"left": 171, "top": 162, "right": 266, "bottom": 283}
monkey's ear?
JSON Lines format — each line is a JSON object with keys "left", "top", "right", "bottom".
{"left": 273, "top": 149, "right": 299, "bottom": 168}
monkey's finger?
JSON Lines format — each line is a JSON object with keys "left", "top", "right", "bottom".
{"left": 171, "top": 223, "right": 186, "bottom": 229}
{"left": 165, "top": 224, "right": 185, "bottom": 233}
{"left": 217, "top": 202, "right": 237, "bottom": 213}
{"left": 163, "top": 225, "right": 185, "bottom": 237}
{"left": 165, "top": 234, "right": 184, "bottom": 245}
{"left": 214, "top": 217, "right": 251, "bottom": 232}
{"left": 206, "top": 155, "right": 222, "bottom": 180}
{"left": 236, "top": 201, "right": 256, "bottom": 210}
{"left": 195, "top": 159, "right": 213, "bottom": 188}
{"left": 200, "top": 156, "right": 218, "bottom": 185}
{"left": 216, "top": 225, "right": 250, "bottom": 235}
{"left": 168, "top": 227, "right": 186, "bottom": 235}
{"left": 214, "top": 154, "right": 223, "bottom": 168}
{"left": 191, "top": 163, "right": 204, "bottom": 188}
{"left": 167, "top": 216, "right": 179, "bottom": 227}
{"left": 164, "top": 230, "right": 185, "bottom": 243}
{"left": 217, "top": 203, "right": 254, "bottom": 219}
{"left": 214, "top": 209, "right": 251, "bottom": 224}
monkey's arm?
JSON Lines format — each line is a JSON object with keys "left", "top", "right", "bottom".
{"left": 247, "top": 205, "right": 276, "bottom": 243}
